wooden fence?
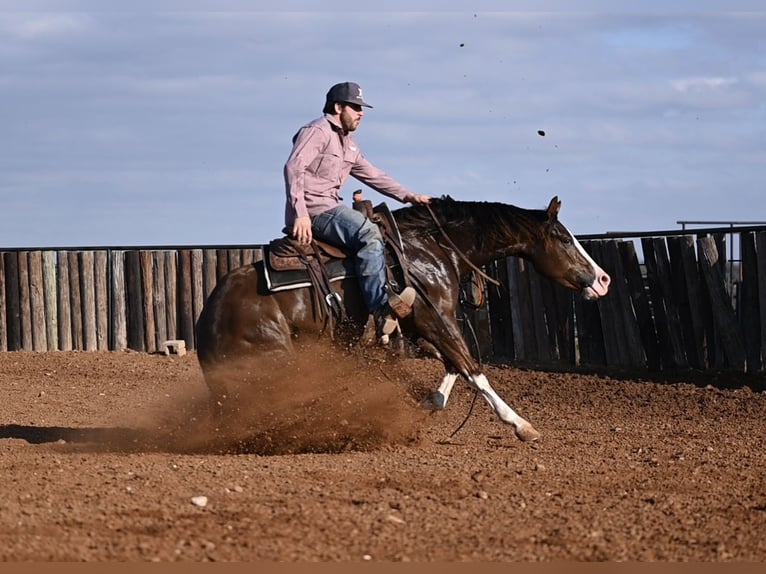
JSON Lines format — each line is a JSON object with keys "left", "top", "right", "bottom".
{"left": 478, "top": 228, "right": 766, "bottom": 373}
{"left": 2, "top": 227, "right": 766, "bottom": 373}
{"left": 0, "top": 247, "right": 260, "bottom": 354}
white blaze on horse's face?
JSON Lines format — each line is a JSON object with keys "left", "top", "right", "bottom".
{"left": 566, "top": 226, "right": 611, "bottom": 300}
{"left": 536, "top": 196, "right": 610, "bottom": 299}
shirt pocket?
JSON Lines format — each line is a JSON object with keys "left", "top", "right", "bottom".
{"left": 312, "top": 150, "right": 343, "bottom": 183}
{"left": 341, "top": 147, "right": 359, "bottom": 179}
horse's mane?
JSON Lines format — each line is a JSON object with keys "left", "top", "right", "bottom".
{"left": 394, "top": 195, "right": 546, "bottom": 241}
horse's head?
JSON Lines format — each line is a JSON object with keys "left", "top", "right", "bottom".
{"left": 528, "top": 197, "right": 610, "bottom": 300}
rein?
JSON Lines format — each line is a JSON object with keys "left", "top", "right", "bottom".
{"left": 425, "top": 204, "right": 501, "bottom": 287}
{"left": 419, "top": 204, "right": 496, "bottom": 439}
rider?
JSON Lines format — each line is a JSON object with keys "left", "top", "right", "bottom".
{"left": 284, "top": 81, "right": 431, "bottom": 341}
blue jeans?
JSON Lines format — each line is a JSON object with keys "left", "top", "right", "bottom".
{"left": 311, "top": 204, "right": 387, "bottom": 311}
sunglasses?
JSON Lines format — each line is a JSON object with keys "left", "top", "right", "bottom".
{"left": 343, "top": 102, "right": 363, "bottom": 112}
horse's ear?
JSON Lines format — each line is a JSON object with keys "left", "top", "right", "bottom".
{"left": 546, "top": 196, "right": 561, "bottom": 220}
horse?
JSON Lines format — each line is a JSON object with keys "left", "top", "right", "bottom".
{"left": 195, "top": 196, "right": 611, "bottom": 441}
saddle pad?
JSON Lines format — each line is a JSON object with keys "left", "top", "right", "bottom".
{"left": 262, "top": 246, "right": 357, "bottom": 292}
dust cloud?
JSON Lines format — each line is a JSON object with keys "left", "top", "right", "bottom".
{"left": 106, "top": 342, "right": 432, "bottom": 455}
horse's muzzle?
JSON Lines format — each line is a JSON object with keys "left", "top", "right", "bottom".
{"left": 582, "top": 270, "right": 611, "bottom": 300}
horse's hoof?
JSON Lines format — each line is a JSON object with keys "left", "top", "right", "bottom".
{"left": 515, "top": 423, "right": 541, "bottom": 442}
{"left": 420, "top": 391, "right": 446, "bottom": 411}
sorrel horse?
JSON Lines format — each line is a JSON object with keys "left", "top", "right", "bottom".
{"left": 196, "top": 196, "right": 610, "bottom": 441}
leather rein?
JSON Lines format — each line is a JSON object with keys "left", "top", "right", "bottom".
{"left": 425, "top": 204, "right": 501, "bottom": 287}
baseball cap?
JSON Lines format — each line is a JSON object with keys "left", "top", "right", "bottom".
{"left": 325, "top": 82, "right": 373, "bottom": 108}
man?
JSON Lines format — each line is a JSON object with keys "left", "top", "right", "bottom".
{"left": 284, "top": 81, "right": 431, "bottom": 341}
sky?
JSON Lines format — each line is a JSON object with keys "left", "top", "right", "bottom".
{"left": 1, "top": 1, "right": 765, "bottom": 248}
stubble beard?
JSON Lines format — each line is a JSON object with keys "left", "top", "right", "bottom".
{"left": 340, "top": 111, "right": 360, "bottom": 132}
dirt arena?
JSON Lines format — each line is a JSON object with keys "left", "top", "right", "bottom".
{"left": 1, "top": 345, "right": 765, "bottom": 562}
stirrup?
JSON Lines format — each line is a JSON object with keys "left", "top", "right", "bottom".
{"left": 378, "top": 313, "right": 401, "bottom": 346}
{"left": 379, "top": 314, "right": 398, "bottom": 336}
{"left": 386, "top": 285, "right": 416, "bottom": 319}
{"left": 361, "top": 313, "right": 399, "bottom": 347}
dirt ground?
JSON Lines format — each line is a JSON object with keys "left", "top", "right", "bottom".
{"left": 1, "top": 344, "right": 765, "bottom": 562}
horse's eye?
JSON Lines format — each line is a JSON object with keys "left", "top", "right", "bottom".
{"left": 554, "top": 229, "right": 572, "bottom": 246}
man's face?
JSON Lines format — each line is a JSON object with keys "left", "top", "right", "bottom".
{"left": 338, "top": 102, "right": 364, "bottom": 132}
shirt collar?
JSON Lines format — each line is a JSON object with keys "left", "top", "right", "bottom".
{"left": 324, "top": 113, "right": 346, "bottom": 135}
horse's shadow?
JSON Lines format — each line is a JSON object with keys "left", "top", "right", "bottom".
{"left": 0, "top": 424, "right": 150, "bottom": 450}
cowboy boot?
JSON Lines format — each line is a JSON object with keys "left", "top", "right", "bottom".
{"left": 385, "top": 285, "right": 416, "bottom": 319}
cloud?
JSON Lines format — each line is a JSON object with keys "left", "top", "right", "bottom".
{"left": 0, "top": 9, "right": 764, "bottom": 248}
{"left": 672, "top": 76, "right": 738, "bottom": 92}
{"left": 2, "top": 13, "right": 91, "bottom": 39}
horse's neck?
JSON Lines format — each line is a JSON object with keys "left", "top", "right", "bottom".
{"left": 443, "top": 208, "right": 537, "bottom": 268}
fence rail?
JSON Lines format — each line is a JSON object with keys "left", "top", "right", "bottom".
{"left": 2, "top": 228, "right": 766, "bottom": 373}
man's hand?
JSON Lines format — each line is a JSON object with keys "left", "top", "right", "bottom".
{"left": 408, "top": 194, "right": 432, "bottom": 205}
{"left": 292, "top": 216, "right": 312, "bottom": 245}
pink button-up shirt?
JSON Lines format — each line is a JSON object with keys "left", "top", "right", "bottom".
{"left": 284, "top": 114, "right": 414, "bottom": 227}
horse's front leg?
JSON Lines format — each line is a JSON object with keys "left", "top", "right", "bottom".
{"left": 418, "top": 318, "right": 540, "bottom": 442}
{"left": 467, "top": 373, "right": 540, "bottom": 442}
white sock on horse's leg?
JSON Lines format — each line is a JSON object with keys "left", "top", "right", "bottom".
{"left": 470, "top": 373, "right": 540, "bottom": 441}
{"left": 430, "top": 372, "right": 459, "bottom": 409}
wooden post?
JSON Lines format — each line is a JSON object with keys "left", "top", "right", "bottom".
{"left": 589, "top": 241, "right": 624, "bottom": 366}
{"left": 642, "top": 238, "right": 686, "bottom": 369}
{"left": 241, "top": 248, "right": 257, "bottom": 266}
{"left": 0, "top": 253, "right": 7, "bottom": 352}
{"left": 668, "top": 235, "right": 707, "bottom": 369}
{"left": 139, "top": 250, "right": 156, "bottom": 353}
{"left": 486, "top": 259, "right": 514, "bottom": 359}
{"left": 506, "top": 256, "right": 525, "bottom": 360}
{"left": 28, "top": 251, "right": 48, "bottom": 351}
{"left": 68, "top": 251, "right": 83, "bottom": 350}
{"left": 94, "top": 251, "right": 108, "bottom": 350}
{"left": 5, "top": 252, "right": 23, "bottom": 350}
{"left": 191, "top": 249, "right": 204, "bottom": 335}
{"left": 56, "top": 251, "right": 72, "bottom": 351}
{"left": 526, "top": 264, "right": 550, "bottom": 362}
{"left": 468, "top": 271, "right": 493, "bottom": 360}
{"left": 17, "top": 251, "right": 32, "bottom": 350}
{"left": 110, "top": 250, "right": 127, "bottom": 351}
{"left": 619, "top": 240, "right": 661, "bottom": 371}
{"left": 202, "top": 249, "right": 218, "bottom": 303}
{"left": 738, "top": 232, "right": 761, "bottom": 373}
{"left": 575, "top": 241, "right": 606, "bottom": 367}
{"left": 177, "top": 249, "right": 195, "bottom": 349}
{"left": 698, "top": 236, "right": 746, "bottom": 371}
{"left": 757, "top": 232, "right": 766, "bottom": 373}
{"left": 540, "top": 277, "right": 574, "bottom": 364}
{"left": 597, "top": 240, "right": 645, "bottom": 367}
{"left": 710, "top": 233, "right": 729, "bottom": 368}
{"left": 164, "top": 251, "right": 178, "bottom": 340}
{"left": 152, "top": 251, "right": 168, "bottom": 350}
{"left": 79, "top": 251, "right": 97, "bottom": 351}
{"left": 42, "top": 251, "right": 59, "bottom": 351}
{"left": 216, "top": 248, "right": 229, "bottom": 280}
{"left": 227, "top": 249, "right": 241, "bottom": 274}
{"left": 516, "top": 259, "right": 538, "bottom": 360}
{"left": 125, "top": 250, "right": 144, "bottom": 352}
